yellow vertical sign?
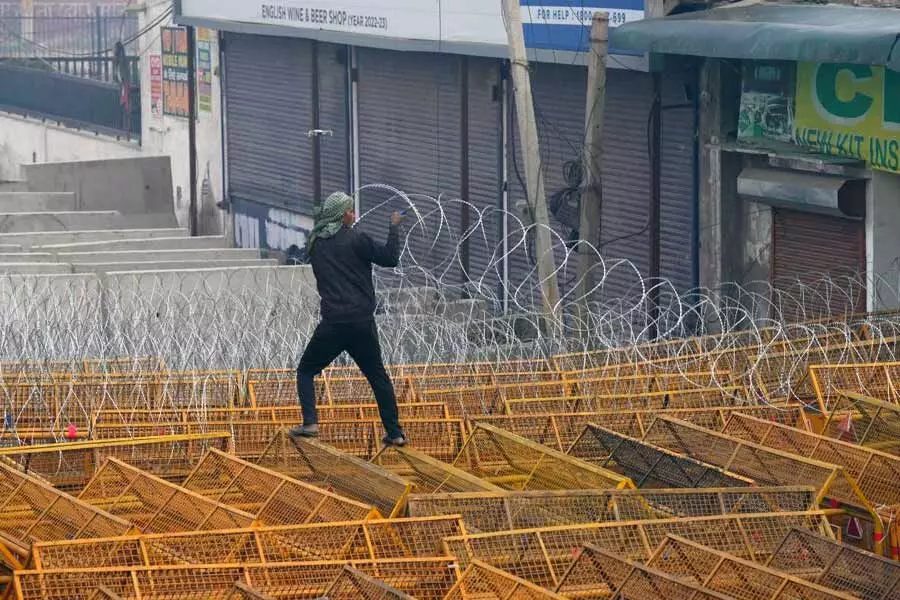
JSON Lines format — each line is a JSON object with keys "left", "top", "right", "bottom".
{"left": 795, "top": 62, "right": 900, "bottom": 173}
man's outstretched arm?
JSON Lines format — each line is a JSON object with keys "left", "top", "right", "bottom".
{"left": 356, "top": 212, "right": 403, "bottom": 268}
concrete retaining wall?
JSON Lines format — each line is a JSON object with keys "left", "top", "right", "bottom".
{"left": 35, "top": 235, "right": 227, "bottom": 252}
{"left": 0, "top": 192, "right": 77, "bottom": 212}
{"left": 0, "top": 211, "right": 178, "bottom": 233}
{"left": 57, "top": 248, "right": 261, "bottom": 264}
{"left": 0, "top": 228, "right": 188, "bottom": 250}
{"left": 0, "top": 112, "right": 141, "bottom": 182}
{"left": 22, "top": 155, "right": 176, "bottom": 220}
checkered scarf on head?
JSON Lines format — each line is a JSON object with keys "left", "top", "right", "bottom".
{"left": 308, "top": 192, "right": 354, "bottom": 251}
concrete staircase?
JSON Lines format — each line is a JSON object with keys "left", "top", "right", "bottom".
{"left": 0, "top": 157, "right": 278, "bottom": 274}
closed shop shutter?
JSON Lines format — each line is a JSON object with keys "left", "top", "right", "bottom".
{"left": 355, "top": 48, "right": 502, "bottom": 293}
{"left": 317, "top": 43, "right": 350, "bottom": 198}
{"left": 223, "top": 33, "right": 315, "bottom": 216}
{"left": 507, "top": 64, "right": 696, "bottom": 308}
{"left": 772, "top": 209, "right": 866, "bottom": 321}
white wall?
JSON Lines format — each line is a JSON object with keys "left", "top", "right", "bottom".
{"left": 0, "top": 5, "right": 225, "bottom": 235}
{"left": 139, "top": 2, "right": 224, "bottom": 234}
{"left": 866, "top": 171, "right": 900, "bottom": 312}
{"left": 0, "top": 114, "right": 142, "bottom": 181}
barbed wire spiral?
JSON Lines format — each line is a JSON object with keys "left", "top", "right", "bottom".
{"left": 0, "top": 184, "right": 897, "bottom": 438}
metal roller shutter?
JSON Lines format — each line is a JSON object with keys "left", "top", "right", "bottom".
{"left": 507, "top": 65, "right": 696, "bottom": 308}
{"left": 317, "top": 43, "right": 350, "bottom": 198}
{"left": 772, "top": 208, "right": 866, "bottom": 321}
{"left": 465, "top": 58, "right": 504, "bottom": 293}
{"left": 356, "top": 48, "right": 503, "bottom": 294}
{"left": 224, "top": 33, "right": 315, "bottom": 216}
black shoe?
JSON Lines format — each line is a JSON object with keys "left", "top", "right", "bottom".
{"left": 288, "top": 424, "right": 319, "bottom": 438}
{"left": 382, "top": 434, "right": 408, "bottom": 447}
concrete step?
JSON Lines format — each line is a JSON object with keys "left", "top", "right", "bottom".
{"left": 71, "top": 258, "right": 279, "bottom": 273}
{"left": 0, "top": 211, "right": 178, "bottom": 234}
{"left": 0, "top": 181, "right": 28, "bottom": 192}
{"left": 0, "top": 263, "right": 73, "bottom": 274}
{"left": 0, "top": 253, "right": 55, "bottom": 263}
{"left": 0, "top": 228, "right": 190, "bottom": 250}
{"left": 0, "top": 192, "right": 77, "bottom": 212}
{"left": 57, "top": 248, "right": 261, "bottom": 264}
{"left": 34, "top": 235, "right": 229, "bottom": 253}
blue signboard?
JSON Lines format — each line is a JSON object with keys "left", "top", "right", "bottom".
{"left": 520, "top": 0, "right": 645, "bottom": 55}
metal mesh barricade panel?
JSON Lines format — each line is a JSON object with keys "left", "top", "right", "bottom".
{"left": 444, "top": 560, "right": 566, "bottom": 599}
{"left": 0, "top": 460, "right": 132, "bottom": 568}
{"left": 441, "top": 511, "right": 835, "bottom": 588}
{"left": 371, "top": 446, "right": 502, "bottom": 494}
{"left": 648, "top": 535, "right": 856, "bottom": 600}
{"left": 181, "top": 448, "right": 378, "bottom": 524}
{"left": 77, "top": 457, "right": 255, "bottom": 533}
{"left": 554, "top": 544, "right": 734, "bottom": 600}
{"left": 321, "top": 565, "right": 417, "bottom": 599}
{"left": 31, "top": 516, "right": 463, "bottom": 569}
{"left": 568, "top": 424, "right": 755, "bottom": 489}
{"left": 256, "top": 432, "right": 412, "bottom": 517}
{"left": 766, "top": 528, "right": 900, "bottom": 600}
{"left": 14, "top": 558, "right": 458, "bottom": 600}
{"left": 407, "top": 487, "right": 817, "bottom": 533}
{"left": 453, "top": 423, "right": 634, "bottom": 491}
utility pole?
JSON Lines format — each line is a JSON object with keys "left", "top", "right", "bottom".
{"left": 186, "top": 25, "right": 198, "bottom": 236}
{"left": 576, "top": 12, "right": 609, "bottom": 329}
{"left": 500, "top": 0, "right": 561, "bottom": 329}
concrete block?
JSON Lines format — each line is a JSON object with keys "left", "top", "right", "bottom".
{"left": 0, "top": 181, "right": 28, "bottom": 192}
{"left": 72, "top": 259, "right": 279, "bottom": 273}
{"left": 0, "top": 211, "right": 179, "bottom": 234}
{"left": 0, "top": 263, "right": 73, "bottom": 274}
{"left": 22, "top": 155, "right": 175, "bottom": 217}
{"left": 100, "top": 266, "right": 318, "bottom": 367}
{"left": 0, "top": 273, "right": 103, "bottom": 358}
{"left": 0, "top": 192, "right": 77, "bottom": 212}
{"left": 0, "top": 228, "right": 189, "bottom": 250}
{"left": 57, "top": 248, "right": 261, "bottom": 264}
{"left": 35, "top": 235, "right": 228, "bottom": 253}
{"left": 0, "top": 253, "right": 55, "bottom": 263}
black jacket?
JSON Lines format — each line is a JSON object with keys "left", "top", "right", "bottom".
{"left": 309, "top": 224, "right": 400, "bottom": 322}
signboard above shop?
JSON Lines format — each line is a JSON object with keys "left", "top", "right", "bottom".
{"left": 177, "top": 0, "right": 646, "bottom": 68}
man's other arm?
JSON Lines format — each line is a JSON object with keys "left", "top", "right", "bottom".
{"left": 355, "top": 222, "right": 401, "bottom": 268}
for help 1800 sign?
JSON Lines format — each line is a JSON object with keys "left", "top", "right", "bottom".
{"left": 796, "top": 62, "right": 900, "bottom": 173}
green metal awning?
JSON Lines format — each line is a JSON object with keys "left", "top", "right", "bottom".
{"left": 610, "top": 4, "right": 900, "bottom": 69}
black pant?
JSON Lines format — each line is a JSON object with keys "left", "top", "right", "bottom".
{"left": 296, "top": 319, "right": 403, "bottom": 438}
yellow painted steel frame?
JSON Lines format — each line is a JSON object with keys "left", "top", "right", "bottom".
{"left": 754, "top": 337, "right": 900, "bottom": 404}
{"left": 445, "top": 560, "right": 566, "bottom": 600}
{"left": 13, "top": 557, "right": 459, "bottom": 600}
{"left": 647, "top": 535, "right": 858, "bottom": 600}
{"left": 77, "top": 457, "right": 257, "bottom": 533}
{"left": 0, "top": 432, "right": 231, "bottom": 489}
{"left": 643, "top": 416, "right": 886, "bottom": 556}
{"left": 809, "top": 361, "right": 900, "bottom": 411}
{"left": 723, "top": 413, "right": 900, "bottom": 527}
{"left": 453, "top": 423, "right": 635, "bottom": 491}
{"left": 322, "top": 565, "right": 416, "bottom": 600}
{"left": 370, "top": 445, "right": 502, "bottom": 494}
{"left": 85, "top": 586, "right": 124, "bottom": 600}
{"left": 817, "top": 388, "right": 900, "bottom": 454}
{"left": 766, "top": 527, "right": 900, "bottom": 598}
{"left": 260, "top": 432, "right": 413, "bottom": 518}
{"left": 568, "top": 423, "right": 757, "bottom": 489}
{"left": 225, "top": 582, "right": 275, "bottom": 600}
{"left": 30, "top": 516, "right": 466, "bottom": 570}
{"left": 0, "top": 459, "right": 133, "bottom": 569}
{"left": 554, "top": 543, "right": 735, "bottom": 600}
{"left": 441, "top": 510, "right": 839, "bottom": 590}
{"left": 407, "top": 487, "right": 819, "bottom": 533}
{"left": 181, "top": 447, "right": 381, "bottom": 524}
{"left": 477, "top": 405, "right": 811, "bottom": 451}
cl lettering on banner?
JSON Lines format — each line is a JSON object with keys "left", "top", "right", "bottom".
{"left": 796, "top": 62, "right": 900, "bottom": 173}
